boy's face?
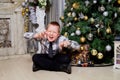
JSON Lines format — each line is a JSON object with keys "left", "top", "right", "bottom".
{"left": 46, "top": 24, "right": 60, "bottom": 42}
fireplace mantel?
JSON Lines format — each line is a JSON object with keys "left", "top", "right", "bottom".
{"left": 0, "top": 1, "right": 22, "bottom": 15}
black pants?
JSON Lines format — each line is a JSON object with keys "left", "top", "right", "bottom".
{"left": 32, "top": 53, "right": 71, "bottom": 71}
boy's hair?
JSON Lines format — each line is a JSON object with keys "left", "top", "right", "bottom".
{"left": 46, "top": 21, "right": 60, "bottom": 32}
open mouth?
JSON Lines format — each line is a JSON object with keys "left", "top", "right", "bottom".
{"left": 49, "top": 36, "right": 54, "bottom": 39}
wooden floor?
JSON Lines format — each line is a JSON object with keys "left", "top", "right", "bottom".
{"left": 0, "top": 54, "right": 120, "bottom": 80}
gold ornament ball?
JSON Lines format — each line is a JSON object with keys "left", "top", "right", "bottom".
{"left": 91, "top": 49, "right": 98, "bottom": 56}
{"left": 60, "top": 16, "right": 64, "bottom": 20}
{"left": 106, "top": 27, "right": 111, "bottom": 34}
{"left": 74, "top": 17, "right": 78, "bottom": 21}
{"left": 90, "top": 18, "right": 95, "bottom": 24}
{"left": 80, "top": 36, "right": 86, "bottom": 43}
{"left": 67, "top": 12, "right": 72, "bottom": 17}
{"left": 118, "top": 0, "right": 120, "bottom": 4}
{"left": 24, "top": 26, "right": 28, "bottom": 32}
{"left": 22, "top": 12, "right": 25, "bottom": 16}
{"left": 80, "top": 46, "right": 84, "bottom": 51}
{"left": 118, "top": 7, "right": 120, "bottom": 12}
{"left": 25, "top": 8, "right": 29, "bottom": 12}
{"left": 84, "top": 16, "right": 88, "bottom": 20}
{"left": 22, "top": 8, "right": 25, "bottom": 12}
{"left": 72, "top": 2, "right": 79, "bottom": 9}
{"left": 97, "top": 52, "right": 103, "bottom": 59}
{"left": 64, "top": 32, "right": 68, "bottom": 37}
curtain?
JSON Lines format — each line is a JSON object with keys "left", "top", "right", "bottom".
{"left": 45, "top": 0, "right": 65, "bottom": 28}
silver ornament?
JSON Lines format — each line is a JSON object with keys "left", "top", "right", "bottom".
{"left": 71, "top": 33, "right": 75, "bottom": 36}
{"left": 87, "top": 33, "right": 93, "bottom": 41}
{"left": 78, "top": 60, "right": 81, "bottom": 64}
{"left": 108, "top": 0, "right": 112, "bottom": 3}
{"left": 93, "top": 0, "right": 97, "bottom": 4}
{"left": 106, "top": 44, "right": 112, "bottom": 51}
{"left": 95, "top": 24, "right": 100, "bottom": 28}
{"left": 75, "top": 29, "right": 81, "bottom": 35}
{"left": 114, "top": 13, "right": 118, "bottom": 18}
{"left": 71, "top": 8, "right": 73, "bottom": 11}
{"left": 72, "top": 12, "right": 76, "bottom": 17}
{"left": 79, "top": 12, "right": 84, "bottom": 19}
{"left": 68, "top": 22, "right": 72, "bottom": 26}
{"left": 85, "top": 0, "right": 90, "bottom": 6}
{"left": 100, "top": 5, "right": 105, "bottom": 12}
{"left": 22, "top": 2, "right": 26, "bottom": 7}
{"left": 103, "top": 11, "right": 108, "bottom": 16}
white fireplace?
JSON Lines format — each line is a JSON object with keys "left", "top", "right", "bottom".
{"left": 0, "top": 1, "right": 27, "bottom": 57}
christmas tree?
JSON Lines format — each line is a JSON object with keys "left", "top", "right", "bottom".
{"left": 60, "top": 0, "right": 120, "bottom": 65}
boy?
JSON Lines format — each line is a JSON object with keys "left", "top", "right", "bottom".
{"left": 24, "top": 21, "right": 80, "bottom": 74}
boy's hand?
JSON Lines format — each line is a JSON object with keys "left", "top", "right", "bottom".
{"left": 24, "top": 32, "right": 34, "bottom": 39}
{"left": 59, "top": 41, "right": 70, "bottom": 50}
{"left": 34, "top": 31, "right": 47, "bottom": 39}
